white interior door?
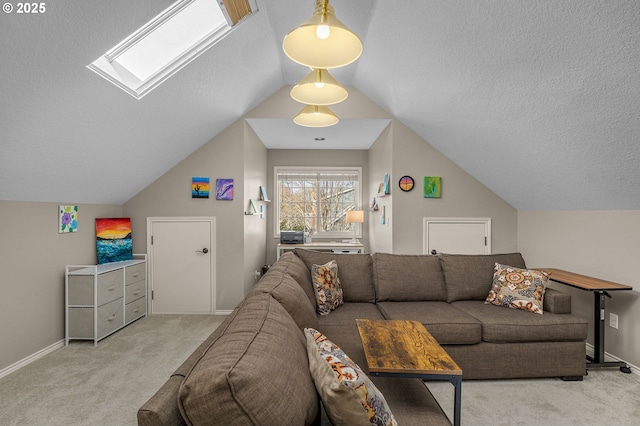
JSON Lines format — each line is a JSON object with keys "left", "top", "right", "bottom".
{"left": 147, "top": 217, "right": 215, "bottom": 314}
{"left": 424, "top": 218, "right": 491, "bottom": 255}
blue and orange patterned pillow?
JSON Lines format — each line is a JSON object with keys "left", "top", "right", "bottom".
{"left": 304, "top": 328, "right": 397, "bottom": 426}
{"left": 311, "top": 260, "right": 344, "bottom": 315}
{"left": 485, "top": 263, "right": 548, "bottom": 314}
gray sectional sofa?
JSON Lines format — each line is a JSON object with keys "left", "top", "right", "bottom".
{"left": 138, "top": 250, "right": 588, "bottom": 425}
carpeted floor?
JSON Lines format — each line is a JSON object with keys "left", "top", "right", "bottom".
{"left": 1, "top": 314, "right": 639, "bottom": 425}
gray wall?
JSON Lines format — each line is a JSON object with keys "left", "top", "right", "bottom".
{"left": 0, "top": 201, "right": 122, "bottom": 372}
{"left": 367, "top": 124, "right": 393, "bottom": 253}
{"left": 243, "top": 124, "right": 268, "bottom": 295}
{"left": 518, "top": 210, "right": 640, "bottom": 369}
{"left": 389, "top": 121, "right": 518, "bottom": 254}
{"left": 123, "top": 119, "right": 249, "bottom": 312}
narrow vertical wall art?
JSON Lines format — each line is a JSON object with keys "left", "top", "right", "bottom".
{"left": 192, "top": 177, "right": 210, "bottom": 198}
{"left": 216, "top": 178, "right": 234, "bottom": 200}
{"left": 95, "top": 218, "right": 133, "bottom": 264}
{"left": 59, "top": 205, "right": 78, "bottom": 233}
{"left": 424, "top": 177, "right": 442, "bottom": 198}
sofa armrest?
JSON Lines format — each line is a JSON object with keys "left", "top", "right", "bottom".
{"left": 543, "top": 287, "right": 572, "bottom": 314}
{"left": 137, "top": 375, "right": 186, "bottom": 426}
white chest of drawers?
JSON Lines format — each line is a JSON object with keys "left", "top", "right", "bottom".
{"left": 65, "top": 254, "right": 147, "bottom": 345}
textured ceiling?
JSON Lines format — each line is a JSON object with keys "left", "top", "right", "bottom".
{"left": 1, "top": 0, "right": 639, "bottom": 210}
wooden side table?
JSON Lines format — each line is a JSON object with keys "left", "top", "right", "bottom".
{"left": 539, "top": 268, "right": 632, "bottom": 373}
{"left": 356, "top": 319, "right": 462, "bottom": 426}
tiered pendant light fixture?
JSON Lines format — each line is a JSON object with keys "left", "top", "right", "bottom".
{"left": 283, "top": 0, "right": 363, "bottom": 127}
{"left": 290, "top": 68, "right": 348, "bottom": 106}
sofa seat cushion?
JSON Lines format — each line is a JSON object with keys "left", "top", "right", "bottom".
{"left": 376, "top": 301, "right": 482, "bottom": 345}
{"left": 452, "top": 300, "right": 588, "bottom": 343}
{"left": 296, "top": 249, "right": 376, "bottom": 302}
{"left": 178, "top": 293, "right": 319, "bottom": 426}
{"left": 373, "top": 253, "right": 447, "bottom": 302}
{"left": 441, "top": 253, "right": 527, "bottom": 302}
{"left": 316, "top": 302, "right": 385, "bottom": 328}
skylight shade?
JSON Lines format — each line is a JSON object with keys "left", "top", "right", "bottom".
{"left": 88, "top": 0, "right": 255, "bottom": 99}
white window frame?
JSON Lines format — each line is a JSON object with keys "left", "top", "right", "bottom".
{"left": 274, "top": 166, "right": 362, "bottom": 239}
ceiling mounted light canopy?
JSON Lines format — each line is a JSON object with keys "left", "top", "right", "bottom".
{"left": 290, "top": 68, "right": 348, "bottom": 105}
{"left": 293, "top": 105, "right": 339, "bottom": 127}
{"left": 283, "top": 0, "right": 363, "bottom": 69}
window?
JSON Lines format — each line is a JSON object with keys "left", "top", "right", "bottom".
{"left": 275, "top": 167, "right": 362, "bottom": 238}
{"left": 87, "top": 0, "right": 256, "bottom": 99}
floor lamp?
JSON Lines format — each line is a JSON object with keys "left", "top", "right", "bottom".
{"left": 345, "top": 210, "right": 364, "bottom": 243}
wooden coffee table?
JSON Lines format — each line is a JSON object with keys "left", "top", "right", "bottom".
{"left": 356, "top": 319, "right": 462, "bottom": 426}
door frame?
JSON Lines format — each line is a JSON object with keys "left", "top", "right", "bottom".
{"left": 146, "top": 216, "right": 216, "bottom": 314}
{"left": 423, "top": 217, "right": 492, "bottom": 255}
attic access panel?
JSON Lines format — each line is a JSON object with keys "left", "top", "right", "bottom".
{"left": 87, "top": 0, "right": 256, "bottom": 99}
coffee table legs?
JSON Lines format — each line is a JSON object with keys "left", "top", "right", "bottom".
{"left": 372, "top": 372, "right": 462, "bottom": 425}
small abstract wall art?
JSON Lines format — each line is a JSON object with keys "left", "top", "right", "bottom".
{"left": 95, "top": 218, "right": 133, "bottom": 264}
{"left": 192, "top": 177, "right": 210, "bottom": 199}
{"left": 216, "top": 178, "right": 234, "bottom": 200}
{"left": 59, "top": 205, "right": 78, "bottom": 233}
{"left": 424, "top": 176, "right": 442, "bottom": 198}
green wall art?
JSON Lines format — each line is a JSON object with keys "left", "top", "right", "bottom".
{"left": 424, "top": 176, "right": 442, "bottom": 198}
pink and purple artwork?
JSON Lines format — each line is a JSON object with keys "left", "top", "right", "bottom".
{"left": 216, "top": 178, "right": 234, "bottom": 200}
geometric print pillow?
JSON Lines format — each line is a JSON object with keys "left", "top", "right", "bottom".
{"left": 485, "top": 263, "right": 548, "bottom": 314}
{"left": 311, "top": 260, "right": 344, "bottom": 315}
{"left": 304, "top": 328, "right": 397, "bottom": 426}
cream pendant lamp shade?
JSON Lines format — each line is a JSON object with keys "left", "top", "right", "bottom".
{"left": 290, "top": 69, "right": 348, "bottom": 105}
{"left": 283, "top": 0, "right": 363, "bottom": 69}
{"left": 293, "top": 105, "right": 339, "bottom": 127}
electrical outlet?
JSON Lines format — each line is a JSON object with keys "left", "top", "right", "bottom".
{"left": 609, "top": 313, "right": 619, "bottom": 329}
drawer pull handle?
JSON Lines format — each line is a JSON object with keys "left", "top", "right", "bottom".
{"left": 106, "top": 315, "right": 117, "bottom": 322}
{"left": 132, "top": 290, "right": 140, "bottom": 295}
{"left": 132, "top": 273, "right": 139, "bottom": 277}
{"left": 107, "top": 286, "right": 116, "bottom": 292}
{"left": 133, "top": 308, "right": 140, "bottom": 313}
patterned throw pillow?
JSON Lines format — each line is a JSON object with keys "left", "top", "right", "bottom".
{"left": 311, "top": 260, "right": 344, "bottom": 315}
{"left": 485, "top": 263, "right": 548, "bottom": 314}
{"left": 304, "top": 328, "right": 397, "bottom": 426}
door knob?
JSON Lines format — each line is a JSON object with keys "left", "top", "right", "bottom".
{"left": 196, "top": 248, "right": 209, "bottom": 254}
{"left": 431, "top": 250, "right": 437, "bottom": 255}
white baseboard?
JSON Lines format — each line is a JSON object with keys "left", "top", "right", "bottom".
{"left": 585, "top": 342, "right": 639, "bottom": 375}
{"left": 0, "top": 339, "right": 65, "bottom": 380}
{"left": 215, "top": 309, "right": 233, "bottom": 315}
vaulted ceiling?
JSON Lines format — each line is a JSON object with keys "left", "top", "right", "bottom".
{"left": 1, "top": 0, "right": 639, "bottom": 210}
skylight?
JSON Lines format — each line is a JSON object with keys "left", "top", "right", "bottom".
{"left": 88, "top": 0, "right": 256, "bottom": 99}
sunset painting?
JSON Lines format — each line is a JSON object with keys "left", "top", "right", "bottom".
{"left": 95, "top": 218, "right": 133, "bottom": 264}
{"left": 192, "top": 177, "right": 210, "bottom": 198}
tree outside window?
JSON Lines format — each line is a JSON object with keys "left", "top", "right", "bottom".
{"left": 276, "top": 167, "right": 361, "bottom": 238}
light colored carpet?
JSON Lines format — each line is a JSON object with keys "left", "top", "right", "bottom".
{"left": 1, "top": 314, "right": 639, "bottom": 425}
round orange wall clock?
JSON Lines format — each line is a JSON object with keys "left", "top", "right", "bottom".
{"left": 399, "top": 175, "right": 414, "bottom": 192}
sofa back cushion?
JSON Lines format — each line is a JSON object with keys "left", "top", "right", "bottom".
{"left": 441, "top": 253, "right": 527, "bottom": 302}
{"left": 178, "top": 292, "right": 319, "bottom": 426}
{"left": 373, "top": 253, "right": 447, "bottom": 301}
{"left": 268, "top": 251, "right": 316, "bottom": 308}
{"left": 295, "top": 249, "right": 376, "bottom": 303}
{"left": 251, "top": 266, "right": 318, "bottom": 330}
